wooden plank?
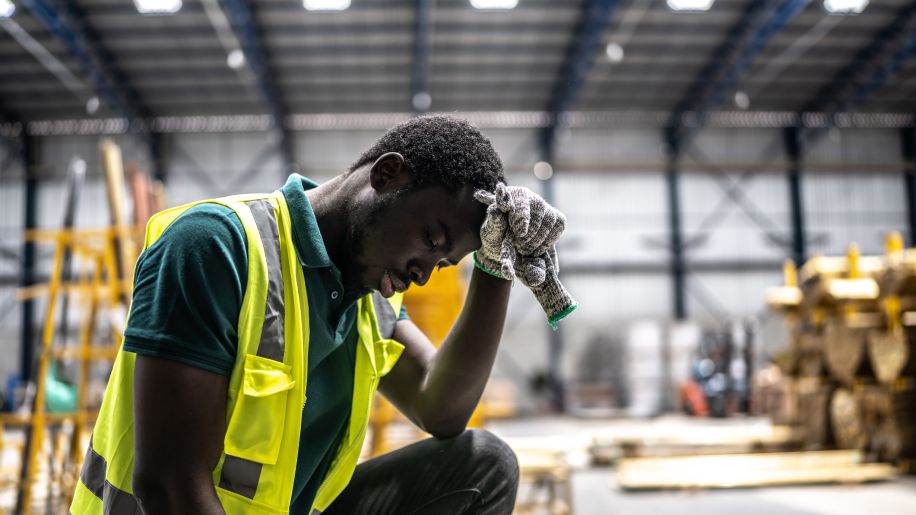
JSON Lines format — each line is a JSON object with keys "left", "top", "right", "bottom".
{"left": 591, "top": 424, "right": 799, "bottom": 448}
{"left": 590, "top": 424, "right": 802, "bottom": 463}
{"left": 99, "top": 139, "right": 136, "bottom": 299}
{"left": 617, "top": 450, "right": 897, "bottom": 490}
{"left": 766, "top": 286, "right": 802, "bottom": 309}
{"left": 868, "top": 328, "right": 911, "bottom": 384}
{"left": 127, "top": 162, "right": 154, "bottom": 226}
{"left": 824, "top": 321, "right": 869, "bottom": 385}
{"left": 825, "top": 278, "right": 880, "bottom": 301}
{"left": 830, "top": 388, "right": 866, "bottom": 450}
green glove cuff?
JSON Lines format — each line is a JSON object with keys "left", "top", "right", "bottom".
{"left": 547, "top": 302, "right": 577, "bottom": 330}
{"left": 473, "top": 251, "right": 511, "bottom": 281}
{"left": 530, "top": 272, "right": 577, "bottom": 330}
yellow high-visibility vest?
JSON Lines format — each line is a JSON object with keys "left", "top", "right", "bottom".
{"left": 70, "top": 191, "right": 405, "bottom": 514}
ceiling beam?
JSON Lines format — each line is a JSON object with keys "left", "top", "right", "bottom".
{"left": 800, "top": 1, "right": 916, "bottom": 124}
{"left": 220, "top": 0, "right": 294, "bottom": 170}
{"left": 410, "top": 0, "right": 433, "bottom": 114}
{"left": 667, "top": 0, "right": 809, "bottom": 149}
{"left": 18, "top": 0, "right": 149, "bottom": 121}
{"left": 540, "top": 0, "right": 622, "bottom": 162}
{"left": 198, "top": 0, "right": 260, "bottom": 101}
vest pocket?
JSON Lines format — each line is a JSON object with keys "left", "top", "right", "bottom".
{"left": 373, "top": 338, "right": 405, "bottom": 378}
{"left": 224, "top": 353, "right": 296, "bottom": 465}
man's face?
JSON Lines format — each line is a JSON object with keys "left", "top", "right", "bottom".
{"left": 340, "top": 185, "right": 485, "bottom": 298}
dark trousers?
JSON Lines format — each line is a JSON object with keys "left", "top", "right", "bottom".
{"left": 323, "top": 429, "right": 520, "bottom": 515}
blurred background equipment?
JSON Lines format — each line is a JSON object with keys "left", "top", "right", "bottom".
{"left": 4, "top": 0, "right": 916, "bottom": 513}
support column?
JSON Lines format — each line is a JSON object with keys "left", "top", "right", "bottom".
{"left": 150, "top": 131, "right": 167, "bottom": 183}
{"left": 19, "top": 134, "right": 37, "bottom": 382}
{"left": 665, "top": 128, "right": 687, "bottom": 320}
{"left": 901, "top": 127, "right": 916, "bottom": 244}
{"left": 784, "top": 126, "right": 806, "bottom": 266}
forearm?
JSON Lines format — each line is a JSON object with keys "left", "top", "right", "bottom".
{"left": 134, "top": 473, "right": 225, "bottom": 515}
{"left": 133, "top": 356, "right": 229, "bottom": 515}
{"left": 418, "top": 268, "right": 511, "bottom": 435}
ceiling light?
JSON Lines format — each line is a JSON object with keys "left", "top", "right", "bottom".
{"left": 227, "top": 49, "right": 245, "bottom": 70}
{"left": 533, "top": 161, "right": 553, "bottom": 181}
{"left": 0, "top": 0, "right": 14, "bottom": 18}
{"left": 734, "top": 91, "right": 750, "bottom": 110}
{"left": 666, "top": 0, "right": 715, "bottom": 11}
{"left": 412, "top": 91, "right": 432, "bottom": 112}
{"left": 823, "top": 0, "right": 868, "bottom": 14}
{"left": 304, "top": 0, "right": 350, "bottom": 11}
{"left": 470, "top": 0, "right": 518, "bottom": 10}
{"left": 133, "top": 0, "right": 181, "bottom": 14}
{"left": 86, "top": 96, "right": 100, "bottom": 115}
{"left": 606, "top": 42, "right": 624, "bottom": 63}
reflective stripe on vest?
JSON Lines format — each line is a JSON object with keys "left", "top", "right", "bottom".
{"left": 80, "top": 441, "right": 141, "bottom": 514}
{"left": 219, "top": 199, "right": 286, "bottom": 499}
{"left": 372, "top": 291, "right": 397, "bottom": 340}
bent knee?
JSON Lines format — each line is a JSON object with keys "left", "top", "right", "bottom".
{"left": 457, "top": 429, "right": 519, "bottom": 482}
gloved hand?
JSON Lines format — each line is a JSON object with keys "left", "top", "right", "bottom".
{"left": 474, "top": 183, "right": 577, "bottom": 329}
{"left": 514, "top": 246, "right": 577, "bottom": 329}
{"left": 473, "top": 189, "right": 517, "bottom": 280}
{"left": 475, "top": 184, "right": 566, "bottom": 257}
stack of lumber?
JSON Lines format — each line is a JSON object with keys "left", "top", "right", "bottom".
{"left": 765, "top": 234, "right": 916, "bottom": 465}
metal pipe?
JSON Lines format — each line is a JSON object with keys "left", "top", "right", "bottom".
{"left": 784, "top": 126, "right": 806, "bottom": 266}
{"left": 19, "top": 133, "right": 36, "bottom": 382}
{"left": 902, "top": 127, "right": 916, "bottom": 244}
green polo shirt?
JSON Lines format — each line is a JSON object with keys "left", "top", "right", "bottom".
{"left": 123, "top": 174, "right": 406, "bottom": 510}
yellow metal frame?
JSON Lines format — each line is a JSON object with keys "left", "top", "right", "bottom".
{"left": 15, "top": 225, "right": 141, "bottom": 513}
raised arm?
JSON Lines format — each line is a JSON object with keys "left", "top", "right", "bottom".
{"left": 379, "top": 268, "right": 511, "bottom": 438}
{"left": 380, "top": 184, "right": 574, "bottom": 438}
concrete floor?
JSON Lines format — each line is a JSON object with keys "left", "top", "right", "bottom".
{"left": 574, "top": 470, "right": 916, "bottom": 515}
{"left": 490, "top": 416, "right": 916, "bottom": 515}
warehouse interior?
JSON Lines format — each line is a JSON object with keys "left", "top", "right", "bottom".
{"left": 3, "top": 0, "right": 916, "bottom": 512}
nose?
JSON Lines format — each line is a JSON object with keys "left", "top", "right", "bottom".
{"left": 408, "top": 260, "right": 434, "bottom": 287}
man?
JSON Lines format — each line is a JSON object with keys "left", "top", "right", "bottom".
{"left": 70, "top": 116, "right": 574, "bottom": 514}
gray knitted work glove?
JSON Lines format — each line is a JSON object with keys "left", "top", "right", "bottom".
{"left": 475, "top": 184, "right": 566, "bottom": 257}
{"left": 472, "top": 194, "right": 516, "bottom": 280}
{"left": 474, "top": 183, "right": 577, "bottom": 328}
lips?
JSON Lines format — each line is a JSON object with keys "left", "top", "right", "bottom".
{"left": 380, "top": 271, "right": 395, "bottom": 298}
{"left": 391, "top": 273, "right": 408, "bottom": 293}
{"left": 379, "top": 270, "right": 408, "bottom": 298}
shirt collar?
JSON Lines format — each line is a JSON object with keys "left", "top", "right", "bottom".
{"left": 280, "top": 173, "right": 335, "bottom": 270}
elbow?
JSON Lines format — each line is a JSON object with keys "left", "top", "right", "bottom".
{"left": 421, "top": 415, "right": 470, "bottom": 440}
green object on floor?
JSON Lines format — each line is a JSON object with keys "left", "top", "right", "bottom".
{"left": 45, "top": 363, "right": 76, "bottom": 413}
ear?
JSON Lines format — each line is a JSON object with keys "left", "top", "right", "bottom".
{"left": 368, "top": 152, "right": 409, "bottom": 193}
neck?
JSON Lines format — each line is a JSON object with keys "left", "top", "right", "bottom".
{"left": 304, "top": 172, "right": 359, "bottom": 267}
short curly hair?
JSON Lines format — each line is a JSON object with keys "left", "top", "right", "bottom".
{"left": 350, "top": 115, "right": 504, "bottom": 193}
